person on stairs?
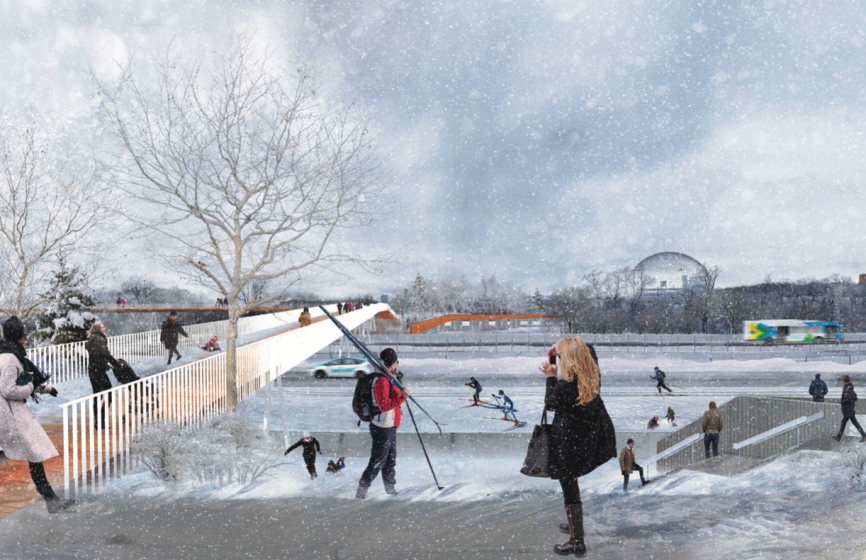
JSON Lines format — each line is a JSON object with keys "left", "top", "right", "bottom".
{"left": 0, "top": 316, "right": 75, "bottom": 513}
{"left": 831, "top": 375, "right": 866, "bottom": 443}
{"left": 619, "top": 438, "right": 647, "bottom": 493}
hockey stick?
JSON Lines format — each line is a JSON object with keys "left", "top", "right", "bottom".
{"left": 318, "top": 306, "right": 445, "bottom": 434}
{"left": 406, "top": 401, "right": 444, "bottom": 490}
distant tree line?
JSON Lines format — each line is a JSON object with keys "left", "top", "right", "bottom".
{"left": 390, "top": 270, "right": 866, "bottom": 334}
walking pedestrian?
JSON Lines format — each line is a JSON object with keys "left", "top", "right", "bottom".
{"left": 85, "top": 322, "right": 122, "bottom": 429}
{"left": 285, "top": 431, "right": 322, "bottom": 479}
{"left": 160, "top": 311, "right": 189, "bottom": 365}
{"left": 619, "top": 438, "right": 646, "bottom": 493}
{"left": 0, "top": 316, "right": 74, "bottom": 513}
{"left": 666, "top": 406, "right": 675, "bottom": 423}
{"left": 809, "top": 373, "right": 828, "bottom": 402}
{"left": 298, "top": 307, "right": 312, "bottom": 327}
{"left": 337, "top": 302, "right": 343, "bottom": 315}
{"left": 831, "top": 375, "right": 866, "bottom": 443}
{"left": 650, "top": 366, "right": 673, "bottom": 394}
{"left": 702, "top": 401, "right": 723, "bottom": 458}
{"left": 355, "top": 348, "right": 410, "bottom": 499}
{"left": 539, "top": 336, "right": 616, "bottom": 557}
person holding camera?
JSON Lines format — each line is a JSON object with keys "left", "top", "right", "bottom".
{"left": 539, "top": 336, "right": 617, "bottom": 557}
{"left": 0, "top": 316, "right": 74, "bottom": 513}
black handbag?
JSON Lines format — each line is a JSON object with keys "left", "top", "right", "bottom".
{"left": 520, "top": 408, "right": 552, "bottom": 478}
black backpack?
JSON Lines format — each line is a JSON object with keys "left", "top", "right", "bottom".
{"left": 353, "top": 372, "right": 383, "bottom": 422}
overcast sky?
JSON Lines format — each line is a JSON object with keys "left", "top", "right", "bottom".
{"left": 3, "top": 0, "right": 865, "bottom": 297}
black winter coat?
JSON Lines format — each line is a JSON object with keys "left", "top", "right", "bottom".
{"left": 841, "top": 384, "right": 858, "bottom": 417}
{"left": 544, "top": 376, "right": 617, "bottom": 480}
{"left": 286, "top": 437, "right": 321, "bottom": 461}
{"left": 85, "top": 332, "right": 120, "bottom": 393}
{"left": 160, "top": 318, "right": 189, "bottom": 349}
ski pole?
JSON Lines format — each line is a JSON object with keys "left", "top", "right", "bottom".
{"left": 318, "top": 306, "right": 445, "bottom": 434}
{"left": 406, "top": 401, "right": 444, "bottom": 490}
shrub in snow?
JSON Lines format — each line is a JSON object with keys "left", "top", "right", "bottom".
{"left": 130, "top": 422, "right": 188, "bottom": 485}
{"left": 839, "top": 446, "right": 866, "bottom": 490}
{"left": 132, "top": 417, "right": 290, "bottom": 489}
{"left": 32, "top": 256, "right": 98, "bottom": 345}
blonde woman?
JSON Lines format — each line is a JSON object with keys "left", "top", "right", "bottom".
{"left": 539, "top": 336, "right": 616, "bottom": 557}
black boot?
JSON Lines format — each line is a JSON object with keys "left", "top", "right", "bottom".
{"left": 554, "top": 503, "right": 586, "bottom": 557}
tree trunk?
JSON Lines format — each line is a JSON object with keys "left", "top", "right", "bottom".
{"left": 226, "top": 309, "right": 239, "bottom": 415}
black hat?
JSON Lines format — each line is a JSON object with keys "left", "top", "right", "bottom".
{"left": 169, "top": 310, "right": 178, "bottom": 316}
{"left": 2, "top": 316, "right": 26, "bottom": 342}
{"left": 627, "top": 438, "right": 634, "bottom": 445}
{"left": 380, "top": 348, "right": 398, "bottom": 368}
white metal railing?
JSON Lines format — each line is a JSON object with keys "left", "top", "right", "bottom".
{"left": 28, "top": 306, "right": 340, "bottom": 384}
{"left": 643, "top": 433, "right": 703, "bottom": 480}
{"left": 732, "top": 411, "right": 824, "bottom": 471}
{"left": 58, "top": 303, "right": 391, "bottom": 497}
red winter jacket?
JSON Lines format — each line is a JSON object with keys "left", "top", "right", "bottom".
{"left": 371, "top": 375, "right": 405, "bottom": 428}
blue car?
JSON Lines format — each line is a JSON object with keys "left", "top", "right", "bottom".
{"left": 308, "top": 357, "right": 373, "bottom": 379}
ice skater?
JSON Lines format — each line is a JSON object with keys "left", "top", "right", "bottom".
{"left": 285, "top": 431, "right": 322, "bottom": 479}
{"left": 650, "top": 366, "right": 673, "bottom": 394}
{"left": 619, "top": 438, "right": 647, "bottom": 493}
{"left": 465, "top": 376, "right": 482, "bottom": 405}
{"left": 493, "top": 390, "right": 518, "bottom": 423}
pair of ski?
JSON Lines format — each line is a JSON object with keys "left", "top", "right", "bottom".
{"left": 482, "top": 416, "right": 527, "bottom": 430}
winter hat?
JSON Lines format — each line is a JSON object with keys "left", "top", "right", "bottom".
{"left": 626, "top": 438, "right": 635, "bottom": 445}
{"left": 169, "top": 310, "right": 178, "bottom": 317}
{"left": 380, "top": 348, "right": 398, "bottom": 368}
{"left": 303, "top": 430, "right": 310, "bottom": 438}
{"left": 815, "top": 373, "right": 821, "bottom": 379}
{"left": 2, "top": 316, "right": 26, "bottom": 342}
{"left": 498, "top": 390, "right": 504, "bottom": 395}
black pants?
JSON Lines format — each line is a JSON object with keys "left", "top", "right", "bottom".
{"left": 657, "top": 380, "right": 672, "bottom": 393}
{"left": 304, "top": 456, "right": 317, "bottom": 476}
{"left": 839, "top": 416, "right": 866, "bottom": 438}
{"left": 167, "top": 344, "right": 181, "bottom": 363}
{"left": 29, "top": 462, "right": 57, "bottom": 500}
{"left": 558, "top": 478, "right": 582, "bottom": 506}
{"left": 704, "top": 433, "right": 720, "bottom": 458}
{"left": 623, "top": 465, "right": 645, "bottom": 491}
{"left": 359, "top": 424, "right": 397, "bottom": 490}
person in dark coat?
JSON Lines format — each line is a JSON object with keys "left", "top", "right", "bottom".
{"left": 337, "top": 302, "right": 343, "bottom": 315}
{"left": 832, "top": 375, "right": 866, "bottom": 442}
{"left": 285, "top": 431, "right": 323, "bottom": 479}
{"left": 160, "top": 311, "right": 189, "bottom": 365}
{"left": 809, "top": 374, "right": 828, "bottom": 402}
{"left": 85, "top": 322, "right": 121, "bottom": 429}
{"left": 0, "top": 316, "right": 74, "bottom": 513}
{"left": 647, "top": 416, "right": 660, "bottom": 429}
{"left": 539, "top": 336, "right": 616, "bottom": 558}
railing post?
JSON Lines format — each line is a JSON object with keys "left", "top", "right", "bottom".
{"left": 63, "top": 406, "right": 69, "bottom": 499}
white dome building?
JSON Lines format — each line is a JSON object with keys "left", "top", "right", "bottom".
{"left": 634, "top": 252, "right": 708, "bottom": 293}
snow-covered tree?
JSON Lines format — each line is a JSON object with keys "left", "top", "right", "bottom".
{"left": 32, "top": 257, "right": 98, "bottom": 345}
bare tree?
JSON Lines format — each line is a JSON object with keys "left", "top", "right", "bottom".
{"left": 99, "top": 39, "right": 387, "bottom": 413}
{"left": 624, "top": 266, "right": 654, "bottom": 314}
{"left": 715, "top": 288, "right": 750, "bottom": 334}
{"left": 121, "top": 276, "right": 160, "bottom": 304}
{"left": 0, "top": 124, "right": 113, "bottom": 322}
{"left": 545, "top": 286, "right": 592, "bottom": 333}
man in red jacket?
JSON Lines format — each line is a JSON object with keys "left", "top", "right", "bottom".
{"left": 355, "top": 348, "right": 411, "bottom": 499}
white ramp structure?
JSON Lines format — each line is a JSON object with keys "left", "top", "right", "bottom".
{"left": 59, "top": 303, "right": 395, "bottom": 497}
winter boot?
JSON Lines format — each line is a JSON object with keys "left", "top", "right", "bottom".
{"left": 355, "top": 486, "right": 368, "bottom": 499}
{"left": 167, "top": 356, "right": 172, "bottom": 365}
{"left": 831, "top": 435, "right": 842, "bottom": 442}
{"left": 45, "top": 496, "right": 76, "bottom": 514}
{"left": 554, "top": 503, "right": 586, "bottom": 557}
{"left": 0, "top": 451, "right": 8, "bottom": 466}
{"left": 385, "top": 487, "right": 398, "bottom": 495}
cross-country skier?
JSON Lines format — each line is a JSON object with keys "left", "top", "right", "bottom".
{"left": 493, "top": 390, "right": 517, "bottom": 422}
{"left": 284, "top": 431, "right": 322, "bottom": 479}
{"left": 650, "top": 366, "right": 673, "bottom": 394}
{"left": 808, "top": 373, "right": 828, "bottom": 402}
{"left": 465, "top": 376, "right": 482, "bottom": 405}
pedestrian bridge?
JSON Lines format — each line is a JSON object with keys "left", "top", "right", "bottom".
{"left": 0, "top": 304, "right": 395, "bottom": 517}
{"left": 410, "top": 314, "right": 561, "bottom": 334}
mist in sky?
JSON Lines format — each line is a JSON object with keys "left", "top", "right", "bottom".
{"left": 3, "top": 0, "right": 865, "bottom": 296}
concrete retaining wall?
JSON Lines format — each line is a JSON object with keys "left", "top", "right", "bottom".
{"left": 275, "top": 429, "right": 667, "bottom": 460}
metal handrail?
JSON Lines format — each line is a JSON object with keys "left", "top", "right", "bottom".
{"left": 731, "top": 411, "right": 824, "bottom": 471}
{"left": 643, "top": 432, "right": 703, "bottom": 480}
